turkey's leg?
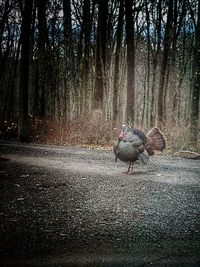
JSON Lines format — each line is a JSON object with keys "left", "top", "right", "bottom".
{"left": 127, "top": 162, "right": 134, "bottom": 175}
{"left": 123, "top": 162, "right": 134, "bottom": 175}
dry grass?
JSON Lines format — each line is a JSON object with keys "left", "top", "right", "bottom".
{"left": 1, "top": 116, "right": 199, "bottom": 155}
{"left": 162, "top": 122, "right": 200, "bottom": 156}
{"left": 29, "top": 111, "right": 117, "bottom": 149}
{"left": 31, "top": 118, "right": 199, "bottom": 155}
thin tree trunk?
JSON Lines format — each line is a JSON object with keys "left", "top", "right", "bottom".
{"left": 157, "top": 0, "right": 174, "bottom": 127}
{"left": 145, "top": 0, "right": 151, "bottom": 128}
{"left": 150, "top": 0, "right": 162, "bottom": 127}
{"left": 125, "top": 0, "right": 135, "bottom": 125}
{"left": 80, "top": 0, "right": 93, "bottom": 113}
{"left": 113, "top": 0, "right": 123, "bottom": 124}
{"left": 35, "top": 0, "right": 48, "bottom": 117}
{"left": 190, "top": 0, "right": 200, "bottom": 145}
{"left": 93, "top": 0, "right": 108, "bottom": 109}
{"left": 63, "top": 0, "right": 74, "bottom": 122}
{"left": 18, "top": 0, "right": 33, "bottom": 142}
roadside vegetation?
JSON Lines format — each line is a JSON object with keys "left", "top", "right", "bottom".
{"left": 0, "top": 115, "right": 199, "bottom": 159}
{"left": 0, "top": 0, "right": 199, "bottom": 148}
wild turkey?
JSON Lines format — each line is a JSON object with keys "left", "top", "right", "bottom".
{"left": 113, "top": 125, "right": 166, "bottom": 174}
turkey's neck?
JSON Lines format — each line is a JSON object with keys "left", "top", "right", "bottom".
{"left": 118, "top": 129, "right": 124, "bottom": 140}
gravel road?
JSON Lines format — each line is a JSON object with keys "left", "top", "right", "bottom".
{"left": 0, "top": 140, "right": 200, "bottom": 266}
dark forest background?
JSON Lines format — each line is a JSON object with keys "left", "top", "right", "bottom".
{"left": 0, "top": 0, "right": 199, "bottom": 152}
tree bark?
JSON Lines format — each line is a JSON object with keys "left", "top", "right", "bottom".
{"left": 157, "top": 0, "right": 174, "bottom": 127}
{"left": 80, "top": 0, "right": 93, "bottom": 113}
{"left": 150, "top": 0, "right": 162, "bottom": 127}
{"left": 93, "top": 0, "right": 108, "bottom": 109}
{"left": 18, "top": 0, "right": 33, "bottom": 142}
{"left": 113, "top": 0, "right": 124, "bottom": 124}
{"left": 144, "top": 0, "right": 151, "bottom": 128}
{"left": 190, "top": 0, "right": 200, "bottom": 145}
{"left": 125, "top": 0, "right": 135, "bottom": 125}
{"left": 63, "top": 0, "right": 74, "bottom": 122}
{"left": 34, "top": 0, "right": 48, "bottom": 117}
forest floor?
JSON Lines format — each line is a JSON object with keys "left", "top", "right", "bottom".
{"left": 0, "top": 140, "right": 200, "bottom": 267}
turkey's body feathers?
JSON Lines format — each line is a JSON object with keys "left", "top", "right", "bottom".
{"left": 114, "top": 126, "right": 166, "bottom": 173}
{"left": 114, "top": 129, "right": 146, "bottom": 164}
{"left": 115, "top": 139, "right": 143, "bottom": 162}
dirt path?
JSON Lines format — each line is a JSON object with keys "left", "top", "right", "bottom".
{"left": 0, "top": 141, "right": 200, "bottom": 266}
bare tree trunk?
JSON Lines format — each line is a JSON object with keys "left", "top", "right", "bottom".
{"left": 113, "top": 0, "right": 124, "bottom": 124}
{"left": 169, "top": 0, "right": 186, "bottom": 124}
{"left": 63, "top": 0, "right": 74, "bottom": 122}
{"left": 144, "top": 0, "right": 151, "bottom": 128}
{"left": 34, "top": 0, "right": 48, "bottom": 117}
{"left": 150, "top": 0, "right": 162, "bottom": 127}
{"left": 80, "top": 0, "right": 93, "bottom": 113}
{"left": 93, "top": 0, "right": 108, "bottom": 109}
{"left": 18, "top": 0, "right": 33, "bottom": 142}
{"left": 125, "top": 0, "right": 135, "bottom": 125}
{"left": 157, "top": 0, "right": 174, "bottom": 127}
{"left": 190, "top": 0, "right": 200, "bottom": 145}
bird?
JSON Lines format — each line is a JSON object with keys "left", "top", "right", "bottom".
{"left": 113, "top": 125, "right": 166, "bottom": 174}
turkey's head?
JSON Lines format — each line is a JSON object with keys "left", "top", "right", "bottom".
{"left": 118, "top": 124, "right": 132, "bottom": 140}
{"left": 118, "top": 124, "right": 126, "bottom": 140}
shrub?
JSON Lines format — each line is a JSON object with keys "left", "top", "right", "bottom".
{"left": 29, "top": 111, "right": 117, "bottom": 147}
{"left": 163, "top": 122, "right": 200, "bottom": 155}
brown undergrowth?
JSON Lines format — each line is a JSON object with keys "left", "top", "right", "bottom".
{"left": 29, "top": 112, "right": 117, "bottom": 149}
{"left": 30, "top": 117, "right": 200, "bottom": 155}
{"left": 0, "top": 115, "right": 199, "bottom": 155}
{"left": 162, "top": 122, "right": 200, "bottom": 157}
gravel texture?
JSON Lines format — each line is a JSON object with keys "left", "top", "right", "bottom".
{"left": 0, "top": 140, "right": 200, "bottom": 266}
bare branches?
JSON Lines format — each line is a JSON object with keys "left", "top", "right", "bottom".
{"left": 0, "top": 0, "right": 199, "bottom": 147}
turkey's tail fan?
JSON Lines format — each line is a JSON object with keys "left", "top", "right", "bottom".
{"left": 146, "top": 127, "right": 166, "bottom": 155}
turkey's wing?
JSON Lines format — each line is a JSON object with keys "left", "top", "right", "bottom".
{"left": 124, "top": 131, "right": 143, "bottom": 147}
